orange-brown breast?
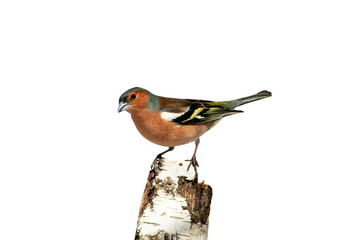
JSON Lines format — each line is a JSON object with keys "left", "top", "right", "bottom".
{"left": 129, "top": 108, "right": 211, "bottom": 147}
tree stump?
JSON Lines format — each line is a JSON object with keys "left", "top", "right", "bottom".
{"left": 135, "top": 158, "right": 212, "bottom": 240}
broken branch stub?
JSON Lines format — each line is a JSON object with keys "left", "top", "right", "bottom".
{"left": 135, "top": 158, "right": 212, "bottom": 240}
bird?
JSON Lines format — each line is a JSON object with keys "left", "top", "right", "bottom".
{"left": 118, "top": 87, "right": 271, "bottom": 176}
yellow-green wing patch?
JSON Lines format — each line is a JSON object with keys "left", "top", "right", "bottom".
{"left": 172, "top": 102, "right": 242, "bottom": 125}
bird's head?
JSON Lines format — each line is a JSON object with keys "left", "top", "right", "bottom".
{"left": 118, "top": 87, "right": 157, "bottom": 113}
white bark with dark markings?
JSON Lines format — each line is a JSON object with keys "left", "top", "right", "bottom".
{"left": 135, "top": 158, "right": 212, "bottom": 240}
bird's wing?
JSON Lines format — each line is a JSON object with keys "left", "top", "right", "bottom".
{"left": 161, "top": 100, "right": 242, "bottom": 125}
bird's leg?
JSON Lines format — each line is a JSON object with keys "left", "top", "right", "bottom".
{"left": 151, "top": 147, "right": 175, "bottom": 169}
{"left": 156, "top": 147, "right": 175, "bottom": 159}
{"left": 187, "top": 138, "right": 200, "bottom": 177}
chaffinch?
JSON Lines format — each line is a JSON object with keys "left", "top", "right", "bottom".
{"left": 118, "top": 87, "right": 271, "bottom": 175}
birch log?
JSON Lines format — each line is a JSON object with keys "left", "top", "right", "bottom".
{"left": 135, "top": 158, "right": 212, "bottom": 240}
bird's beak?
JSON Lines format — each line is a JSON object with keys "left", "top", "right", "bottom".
{"left": 118, "top": 102, "right": 130, "bottom": 113}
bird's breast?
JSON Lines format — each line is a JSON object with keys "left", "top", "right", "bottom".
{"left": 130, "top": 109, "right": 209, "bottom": 147}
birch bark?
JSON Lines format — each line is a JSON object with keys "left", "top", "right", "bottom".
{"left": 135, "top": 158, "right": 212, "bottom": 240}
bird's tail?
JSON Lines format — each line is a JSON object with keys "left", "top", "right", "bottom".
{"left": 228, "top": 90, "right": 272, "bottom": 109}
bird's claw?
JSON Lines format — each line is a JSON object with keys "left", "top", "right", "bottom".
{"left": 186, "top": 157, "right": 199, "bottom": 172}
{"left": 186, "top": 157, "right": 199, "bottom": 182}
{"left": 151, "top": 147, "right": 175, "bottom": 170}
{"left": 151, "top": 156, "right": 161, "bottom": 170}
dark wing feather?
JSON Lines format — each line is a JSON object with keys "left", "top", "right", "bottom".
{"left": 171, "top": 101, "right": 242, "bottom": 125}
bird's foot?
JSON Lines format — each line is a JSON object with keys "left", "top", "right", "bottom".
{"left": 186, "top": 156, "right": 199, "bottom": 180}
{"left": 151, "top": 147, "right": 175, "bottom": 171}
{"left": 150, "top": 152, "right": 166, "bottom": 170}
{"left": 151, "top": 156, "right": 162, "bottom": 170}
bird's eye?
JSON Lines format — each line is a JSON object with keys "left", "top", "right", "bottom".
{"left": 130, "top": 94, "right": 136, "bottom": 100}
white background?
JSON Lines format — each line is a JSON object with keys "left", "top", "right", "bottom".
{"left": 1, "top": 1, "right": 352, "bottom": 239}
